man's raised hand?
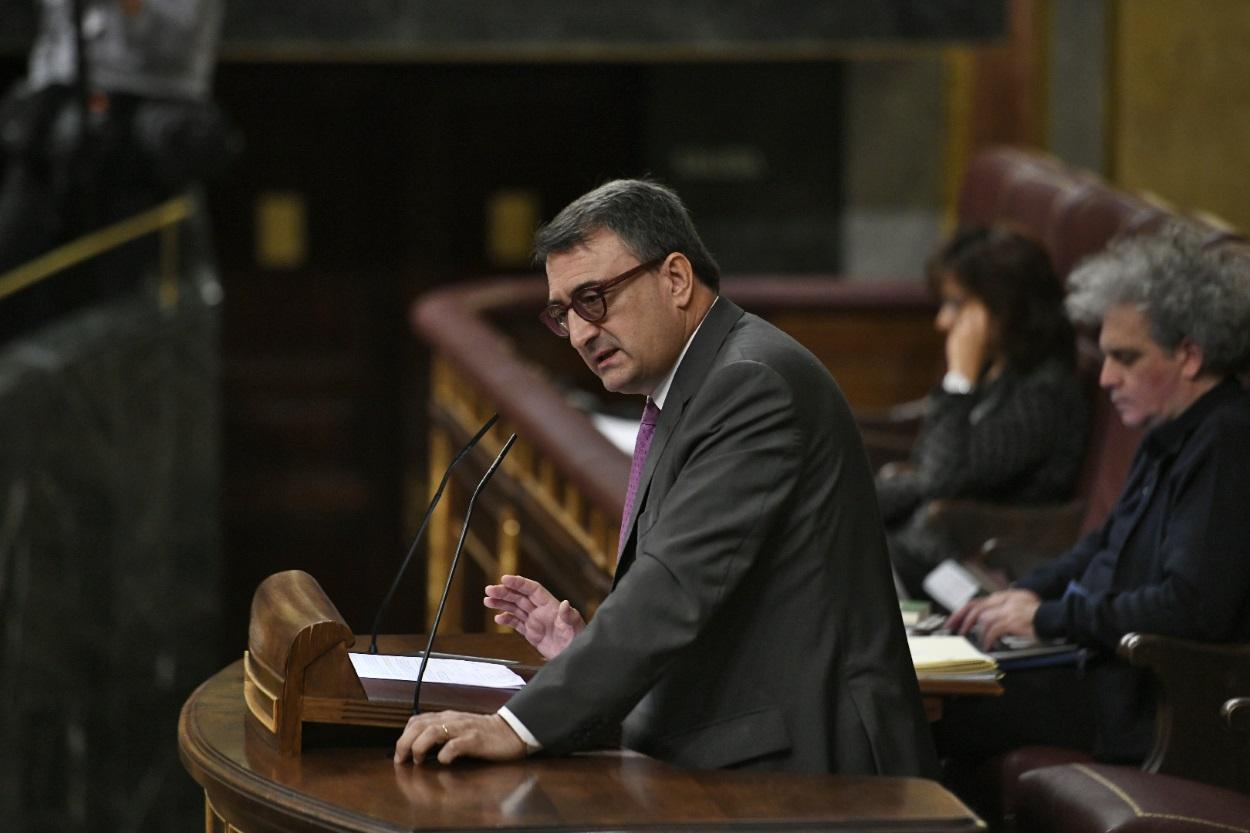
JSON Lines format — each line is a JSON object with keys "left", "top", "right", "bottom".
{"left": 483, "top": 574, "right": 585, "bottom": 659}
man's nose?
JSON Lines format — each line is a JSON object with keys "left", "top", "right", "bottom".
{"left": 1099, "top": 359, "right": 1119, "bottom": 389}
{"left": 568, "top": 311, "right": 598, "bottom": 349}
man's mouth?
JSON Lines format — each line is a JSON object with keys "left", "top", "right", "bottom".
{"left": 591, "top": 347, "right": 618, "bottom": 369}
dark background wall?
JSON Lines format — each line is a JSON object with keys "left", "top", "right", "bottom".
{"left": 0, "top": 4, "right": 1007, "bottom": 831}
{"left": 0, "top": 1, "right": 1005, "bottom": 56}
{"left": 207, "top": 59, "right": 852, "bottom": 655}
{"left": 175, "top": 1, "right": 999, "bottom": 653}
{"left": 0, "top": 50, "right": 869, "bottom": 665}
{"left": 9, "top": 2, "right": 1250, "bottom": 831}
{"left": 0, "top": 251, "right": 222, "bottom": 833}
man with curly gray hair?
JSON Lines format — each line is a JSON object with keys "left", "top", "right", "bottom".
{"left": 1065, "top": 224, "right": 1250, "bottom": 420}
{"left": 944, "top": 223, "right": 1250, "bottom": 770}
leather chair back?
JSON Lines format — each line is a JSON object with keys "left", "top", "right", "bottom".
{"left": 956, "top": 147, "right": 1245, "bottom": 537}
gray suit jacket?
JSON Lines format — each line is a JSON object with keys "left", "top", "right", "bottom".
{"left": 506, "top": 298, "right": 937, "bottom": 775}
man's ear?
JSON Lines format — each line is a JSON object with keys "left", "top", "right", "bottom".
{"left": 661, "top": 253, "right": 696, "bottom": 308}
{"left": 1177, "top": 337, "right": 1206, "bottom": 380}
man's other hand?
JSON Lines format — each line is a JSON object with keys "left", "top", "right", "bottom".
{"left": 393, "top": 711, "right": 526, "bottom": 765}
{"left": 483, "top": 574, "right": 585, "bottom": 659}
{"left": 948, "top": 588, "right": 1041, "bottom": 650}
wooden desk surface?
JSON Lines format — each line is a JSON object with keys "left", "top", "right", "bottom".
{"left": 313, "top": 633, "right": 1000, "bottom": 717}
{"left": 179, "top": 635, "right": 983, "bottom": 833}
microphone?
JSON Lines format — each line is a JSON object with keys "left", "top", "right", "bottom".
{"left": 367, "top": 413, "right": 499, "bottom": 654}
{"left": 413, "top": 432, "right": 518, "bottom": 714}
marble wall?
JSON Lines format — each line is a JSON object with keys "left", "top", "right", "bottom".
{"left": 0, "top": 256, "right": 223, "bottom": 832}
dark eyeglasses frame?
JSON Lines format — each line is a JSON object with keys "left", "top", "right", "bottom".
{"left": 538, "top": 255, "right": 667, "bottom": 337}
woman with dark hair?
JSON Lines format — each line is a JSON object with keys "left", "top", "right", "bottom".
{"left": 878, "top": 225, "right": 1089, "bottom": 601}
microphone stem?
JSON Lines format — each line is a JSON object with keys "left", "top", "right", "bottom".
{"left": 413, "top": 433, "right": 517, "bottom": 714}
{"left": 367, "top": 413, "right": 498, "bottom": 654}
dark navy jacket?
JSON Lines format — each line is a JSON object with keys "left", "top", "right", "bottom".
{"left": 1018, "top": 378, "right": 1250, "bottom": 759}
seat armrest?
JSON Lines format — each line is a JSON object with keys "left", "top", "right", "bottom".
{"left": 922, "top": 498, "right": 1085, "bottom": 578}
{"left": 1116, "top": 632, "right": 1250, "bottom": 792}
{"left": 856, "top": 396, "right": 929, "bottom": 431}
{"left": 856, "top": 398, "right": 928, "bottom": 468}
{"left": 1222, "top": 697, "right": 1250, "bottom": 733}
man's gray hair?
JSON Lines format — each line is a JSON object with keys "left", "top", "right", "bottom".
{"left": 1066, "top": 223, "right": 1250, "bottom": 375}
{"left": 534, "top": 179, "right": 721, "bottom": 291}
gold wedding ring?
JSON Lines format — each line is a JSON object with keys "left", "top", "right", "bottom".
{"left": 441, "top": 723, "right": 450, "bottom": 737}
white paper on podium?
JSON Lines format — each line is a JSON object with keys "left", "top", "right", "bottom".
{"left": 349, "top": 653, "right": 526, "bottom": 689}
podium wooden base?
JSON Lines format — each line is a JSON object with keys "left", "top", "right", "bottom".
{"left": 242, "top": 570, "right": 539, "bottom": 755}
{"left": 181, "top": 657, "right": 984, "bottom": 833}
{"left": 180, "top": 570, "right": 986, "bottom": 831}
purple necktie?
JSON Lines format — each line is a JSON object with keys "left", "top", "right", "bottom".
{"left": 619, "top": 399, "right": 661, "bottom": 556}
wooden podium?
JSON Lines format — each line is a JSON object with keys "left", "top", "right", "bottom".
{"left": 179, "top": 570, "right": 984, "bottom": 831}
{"left": 235, "top": 566, "right": 996, "bottom": 746}
{"left": 181, "top": 668, "right": 983, "bottom": 833}
{"left": 241, "top": 569, "right": 534, "bottom": 756}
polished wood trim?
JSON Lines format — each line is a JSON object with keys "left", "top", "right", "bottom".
{"left": 413, "top": 276, "right": 942, "bottom": 632}
{"left": 915, "top": 676, "right": 1003, "bottom": 698}
{"left": 242, "top": 651, "right": 280, "bottom": 734}
{"left": 179, "top": 644, "right": 985, "bottom": 833}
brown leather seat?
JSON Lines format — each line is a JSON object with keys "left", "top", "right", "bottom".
{"left": 991, "top": 746, "right": 1095, "bottom": 827}
{"left": 895, "top": 148, "right": 1154, "bottom": 577}
{"left": 1015, "top": 763, "right": 1250, "bottom": 833}
{"left": 906, "top": 147, "right": 1246, "bottom": 580}
{"left": 998, "top": 640, "right": 1250, "bottom": 832}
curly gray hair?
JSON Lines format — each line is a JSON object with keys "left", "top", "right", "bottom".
{"left": 1066, "top": 223, "right": 1250, "bottom": 375}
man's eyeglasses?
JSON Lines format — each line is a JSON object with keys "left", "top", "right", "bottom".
{"left": 539, "top": 256, "right": 666, "bottom": 337}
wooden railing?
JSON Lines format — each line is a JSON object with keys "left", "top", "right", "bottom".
{"left": 411, "top": 275, "right": 942, "bottom": 632}
{"left": 0, "top": 195, "right": 195, "bottom": 310}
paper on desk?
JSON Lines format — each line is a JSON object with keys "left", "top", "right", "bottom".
{"left": 907, "top": 635, "right": 998, "bottom": 673}
{"left": 349, "top": 653, "right": 526, "bottom": 688}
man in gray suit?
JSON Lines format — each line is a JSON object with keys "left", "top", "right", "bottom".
{"left": 395, "top": 179, "right": 936, "bottom": 775}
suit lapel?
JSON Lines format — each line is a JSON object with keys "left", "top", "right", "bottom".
{"left": 613, "top": 297, "right": 745, "bottom": 585}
